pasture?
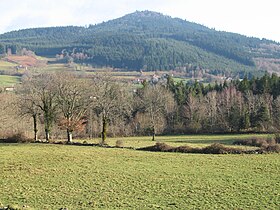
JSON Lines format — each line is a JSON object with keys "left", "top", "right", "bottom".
{"left": 0, "top": 75, "right": 21, "bottom": 87}
{"left": 84, "top": 134, "right": 269, "bottom": 149}
{"left": 0, "top": 134, "right": 279, "bottom": 209}
{"left": 0, "top": 60, "right": 17, "bottom": 71}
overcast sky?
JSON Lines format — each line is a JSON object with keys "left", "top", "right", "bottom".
{"left": 0, "top": 0, "right": 279, "bottom": 42}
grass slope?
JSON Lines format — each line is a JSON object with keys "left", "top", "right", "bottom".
{"left": 0, "top": 141, "right": 279, "bottom": 209}
{"left": 0, "top": 75, "right": 21, "bottom": 87}
{"left": 0, "top": 60, "right": 17, "bottom": 71}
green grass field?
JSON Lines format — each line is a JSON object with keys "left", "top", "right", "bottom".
{"left": 0, "top": 134, "right": 279, "bottom": 209}
{"left": 0, "top": 75, "right": 21, "bottom": 87}
{"left": 80, "top": 134, "right": 270, "bottom": 149}
{"left": 0, "top": 60, "right": 17, "bottom": 71}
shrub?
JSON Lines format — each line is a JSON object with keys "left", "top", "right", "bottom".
{"left": 139, "top": 143, "right": 243, "bottom": 154}
{"left": 261, "top": 144, "right": 280, "bottom": 153}
{"left": 174, "top": 145, "right": 196, "bottom": 153}
{"left": 274, "top": 133, "right": 280, "bottom": 144}
{"left": 139, "top": 142, "right": 174, "bottom": 152}
{"left": 266, "top": 137, "right": 276, "bottom": 145}
{"left": 1, "top": 132, "right": 31, "bottom": 143}
{"left": 202, "top": 143, "right": 228, "bottom": 154}
{"left": 251, "top": 138, "right": 269, "bottom": 147}
{"left": 233, "top": 137, "right": 273, "bottom": 147}
{"left": 154, "top": 142, "right": 174, "bottom": 152}
{"left": 115, "top": 140, "right": 124, "bottom": 148}
{"left": 202, "top": 143, "right": 243, "bottom": 154}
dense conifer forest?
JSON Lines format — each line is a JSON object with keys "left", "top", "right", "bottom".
{"left": 1, "top": 11, "right": 280, "bottom": 77}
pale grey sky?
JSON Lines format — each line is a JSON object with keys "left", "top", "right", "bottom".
{"left": 0, "top": 0, "right": 279, "bottom": 42}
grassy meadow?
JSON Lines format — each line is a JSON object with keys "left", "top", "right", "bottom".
{"left": 0, "top": 134, "right": 279, "bottom": 209}
{"left": 0, "top": 75, "right": 21, "bottom": 87}
{"left": 77, "top": 134, "right": 270, "bottom": 150}
{"left": 0, "top": 60, "right": 17, "bottom": 71}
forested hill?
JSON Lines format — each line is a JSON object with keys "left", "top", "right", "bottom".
{"left": 1, "top": 10, "right": 280, "bottom": 76}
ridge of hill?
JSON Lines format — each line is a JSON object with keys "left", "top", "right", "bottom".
{"left": 1, "top": 10, "right": 280, "bottom": 77}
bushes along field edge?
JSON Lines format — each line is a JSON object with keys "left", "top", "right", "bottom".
{"left": 138, "top": 142, "right": 280, "bottom": 154}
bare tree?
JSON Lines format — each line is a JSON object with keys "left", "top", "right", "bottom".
{"left": 93, "top": 76, "right": 132, "bottom": 144}
{"left": 204, "top": 91, "right": 218, "bottom": 132}
{"left": 137, "top": 84, "right": 175, "bottom": 141}
{"left": 183, "top": 94, "right": 205, "bottom": 133}
{"left": 55, "top": 73, "right": 93, "bottom": 143}
{"left": 20, "top": 73, "right": 58, "bottom": 141}
{"left": 0, "top": 92, "right": 25, "bottom": 138}
{"left": 17, "top": 92, "right": 41, "bottom": 141}
{"left": 272, "top": 95, "right": 280, "bottom": 130}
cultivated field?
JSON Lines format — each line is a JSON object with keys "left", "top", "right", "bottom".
{"left": 0, "top": 134, "right": 279, "bottom": 209}
{"left": 4, "top": 55, "right": 44, "bottom": 67}
{"left": 0, "top": 55, "right": 191, "bottom": 88}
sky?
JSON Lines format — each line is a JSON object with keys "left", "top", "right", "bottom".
{"left": 0, "top": 0, "right": 279, "bottom": 42}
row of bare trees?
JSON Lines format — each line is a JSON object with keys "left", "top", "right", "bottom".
{"left": 16, "top": 72, "right": 175, "bottom": 143}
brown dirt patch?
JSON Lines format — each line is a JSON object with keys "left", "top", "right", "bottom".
{"left": 4, "top": 55, "right": 46, "bottom": 67}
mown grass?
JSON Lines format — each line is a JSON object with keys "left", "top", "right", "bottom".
{"left": 0, "top": 75, "right": 21, "bottom": 86}
{"left": 0, "top": 135, "right": 279, "bottom": 209}
{"left": 81, "top": 134, "right": 270, "bottom": 149}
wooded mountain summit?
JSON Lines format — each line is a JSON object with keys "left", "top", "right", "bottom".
{"left": 1, "top": 10, "right": 280, "bottom": 77}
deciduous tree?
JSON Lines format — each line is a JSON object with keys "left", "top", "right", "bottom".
{"left": 93, "top": 75, "right": 132, "bottom": 144}
{"left": 20, "top": 73, "right": 58, "bottom": 141}
{"left": 137, "top": 84, "right": 175, "bottom": 141}
{"left": 55, "top": 73, "right": 93, "bottom": 143}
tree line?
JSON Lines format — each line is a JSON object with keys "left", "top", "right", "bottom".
{"left": 167, "top": 72, "right": 280, "bottom": 134}
{"left": 16, "top": 72, "right": 174, "bottom": 143}
{"left": 12, "top": 72, "right": 280, "bottom": 143}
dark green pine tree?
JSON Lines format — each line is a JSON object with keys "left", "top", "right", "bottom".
{"left": 270, "top": 73, "right": 280, "bottom": 99}
{"left": 238, "top": 75, "right": 250, "bottom": 92}
{"left": 0, "top": 44, "right": 5, "bottom": 54}
{"left": 166, "top": 75, "right": 176, "bottom": 93}
{"left": 228, "top": 105, "right": 241, "bottom": 132}
{"left": 239, "top": 110, "right": 250, "bottom": 131}
{"left": 255, "top": 104, "right": 271, "bottom": 131}
{"left": 174, "top": 81, "right": 187, "bottom": 106}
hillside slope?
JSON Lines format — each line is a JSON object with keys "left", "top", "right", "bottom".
{"left": 1, "top": 11, "right": 280, "bottom": 76}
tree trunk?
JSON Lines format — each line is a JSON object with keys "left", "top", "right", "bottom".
{"left": 67, "top": 129, "right": 73, "bottom": 143}
{"left": 89, "top": 109, "right": 93, "bottom": 139}
{"left": 45, "top": 115, "right": 51, "bottom": 142}
{"left": 152, "top": 126, "right": 155, "bottom": 141}
{"left": 45, "top": 129, "right": 50, "bottom": 142}
{"left": 34, "top": 131, "right": 38, "bottom": 142}
{"left": 32, "top": 114, "right": 38, "bottom": 141}
{"left": 101, "top": 117, "right": 108, "bottom": 145}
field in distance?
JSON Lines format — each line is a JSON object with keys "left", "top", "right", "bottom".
{"left": 0, "top": 54, "right": 191, "bottom": 88}
{"left": 0, "top": 75, "right": 21, "bottom": 87}
{"left": 78, "top": 133, "right": 270, "bottom": 149}
{"left": 0, "top": 134, "right": 279, "bottom": 209}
